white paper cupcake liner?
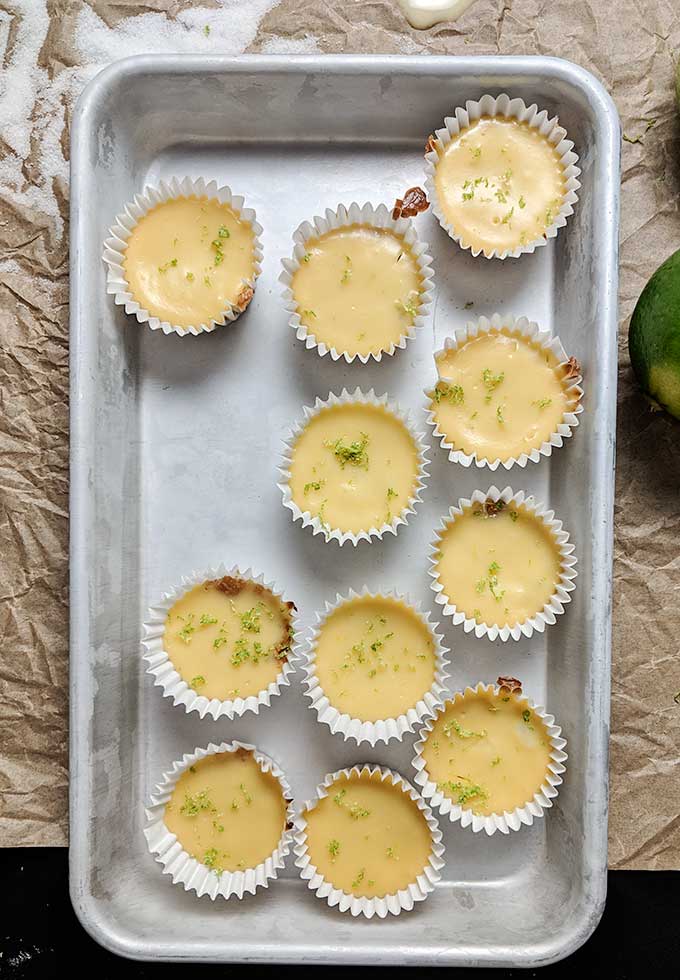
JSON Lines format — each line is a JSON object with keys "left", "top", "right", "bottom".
{"left": 144, "top": 740, "right": 295, "bottom": 899}
{"left": 412, "top": 680, "right": 568, "bottom": 836}
{"left": 428, "top": 486, "right": 577, "bottom": 641}
{"left": 279, "top": 202, "right": 435, "bottom": 363}
{"left": 424, "top": 93, "right": 581, "bottom": 260}
{"left": 142, "top": 563, "right": 299, "bottom": 720}
{"left": 301, "top": 587, "right": 450, "bottom": 745}
{"left": 293, "top": 764, "right": 445, "bottom": 918}
{"left": 278, "top": 387, "right": 430, "bottom": 547}
{"left": 424, "top": 313, "right": 584, "bottom": 471}
{"left": 103, "top": 176, "right": 264, "bottom": 336}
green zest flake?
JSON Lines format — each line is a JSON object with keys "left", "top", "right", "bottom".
{"left": 462, "top": 188, "right": 475, "bottom": 201}
{"left": 177, "top": 614, "right": 196, "bottom": 644}
{"left": 203, "top": 848, "right": 219, "bottom": 869}
{"left": 351, "top": 868, "right": 366, "bottom": 889}
{"left": 386, "top": 847, "right": 397, "bottom": 859}
{"left": 522, "top": 709, "right": 532, "bottom": 723}
{"left": 302, "top": 252, "right": 311, "bottom": 263}
{"left": 204, "top": 274, "right": 212, "bottom": 287}
{"left": 218, "top": 225, "right": 230, "bottom": 239}
{"left": 509, "top": 510, "right": 519, "bottom": 522}
{"left": 471, "top": 146, "right": 482, "bottom": 159}
{"left": 180, "top": 790, "right": 214, "bottom": 817}
{"left": 433, "top": 380, "right": 464, "bottom": 406}
{"left": 387, "top": 487, "right": 398, "bottom": 500}
{"left": 502, "top": 206, "right": 514, "bottom": 226}
{"left": 190, "top": 675, "right": 206, "bottom": 689}
{"left": 186, "top": 271, "right": 195, "bottom": 282}
{"left": 545, "top": 207, "right": 554, "bottom": 226}
{"left": 532, "top": 397, "right": 552, "bottom": 409}
{"left": 189, "top": 765, "right": 196, "bottom": 773}
{"left": 253, "top": 641, "right": 263, "bottom": 660}
{"left": 324, "top": 432, "right": 369, "bottom": 470}
{"left": 444, "top": 717, "right": 487, "bottom": 740}
{"left": 348, "top": 802, "right": 371, "bottom": 820}
{"left": 473, "top": 608, "right": 482, "bottom": 619}
{"left": 368, "top": 668, "right": 377, "bottom": 678}
{"left": 200, "top": 613, "right": 218, "bottom": 626}
{"left": 503, "top": 168, "right": 513, "bottom": 180}
{"left": 475, "top": 578, "right": 486, "bottom": 594}
{"left": 488, "top": 561, "right": 505, "bottom": 602}
{"left": 240, "top": 783, "right": 253, "bottom": 805}
{"left": 470, "top": 411, "right": 478, "bottom": 420}
{"left": 341, "top": 255, "right": 352, "bottom": 284}
{"left": 496, "top": 405, "right": 505, "bottom": 425}
{"left": 328, "top": 839, "right": 341, "bottom": 860}
{"left": 231, "top": 637, "right": 250, "bottom": 667}
{"left": 333, "top": 789, "right": 347, "bottom": 806}
{"left": 158, "top": 258, "right": 178, "bottom": 273}
{"left": 491, "top": 756, "right": 502, "bottom": 766}
{"left": 441, "top": 779, "right": 488, "bottom": 807}
{"left": 240, "top": 607, "right": 261, "bottom": 633}
{"left": 481, "top": 368, "right": 504, "bottom": 392}
{"left": 231, "top": 800, "right": 239, "bottom": 811}
{"left": 213, "top": 820, "right": 224, "bottom": 832}
{"left": 495, "top": 189, "right": 507, "bottom": 204}
{"left": 213, "top": 632, "right": 228, "bottom": 650}
{"left": 304, "top": 480, "right": 324, "bottom": 494}
{"left": 203, "top": 24, "right": 210, "bottom": 36}
{"left": 302, "top": 308, "right": 317, "bottom": 319}
{"left": 398, "top": 297, "right": 419, "bottom": 317}
{"left": 519, "top": 196, "right": 526, "bottom": 209}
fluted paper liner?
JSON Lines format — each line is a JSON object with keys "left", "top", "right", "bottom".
{"left": 424, "top": 93, "right": 581, "bottom": 259}
{"left": 144, "top": 741, "right": 295, "bottom": 899}
{"left": 142, "top": 563, "right": 299, "bottom": 720}
{"left": 428, "top": 486, "right": 577, "bottom": 641}
{"left": 278, "top": 388, "right": 430, "bottom": 546}
{"left": 412, "top": 682, "right": 568, "bottom": 836}
{"left": 301, "top": 588, "right": 450, "bottom": 745}
{"left": 279, "top": 201, "right": 434, "bottom": 363}
{"left": 293, "top": 764, "right": 445, "bottom": 918}
{"left": 424, "top": 313, "right": 584, "bottom": 471}
{"left": 103, "top": 176, "right": 263, "bottom": 336}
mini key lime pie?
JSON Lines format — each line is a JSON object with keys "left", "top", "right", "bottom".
{"left": 281, "top": 204, "right": 434, "bottom": 362}
{"left": 413, "top": 679, "right": 567, "bottom": 834}
{"left": 430, "top": 491, "right": 577, "bottom": 640}
{"left": 104, "top": 178, "right": 262, "bottom": 335}
{"left": 425, "top": 97, "right": 580, "bottom": 259}
{"left": 280, "top": 392, "right": 427, "bottom": 544}
{"left": 304, "top": 592, "right": 447, "bottom": 742}
{"left": 426, "top": 318, "right": 582, "bottom": 467}
{"left": 145, "top": 742, "right": 295, "bottom": 899}
{"left": 163, "top": 574, "right": 295, "bottom": 701}
{"left": 294, "top": 766, "right": 442, "bottom": 915}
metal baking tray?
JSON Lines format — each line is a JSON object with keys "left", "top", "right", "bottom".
{"left": 69, "top": 54, "right": 619, "bottom": 966}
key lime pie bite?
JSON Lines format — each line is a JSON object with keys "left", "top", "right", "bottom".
{"left": 430, "top": 492, "right": 576, "bottom": 640}
{"left": 282, "top": 204, "right": 433, "bottom": 361}
{"left": 304, "top": 593, "right": 447, "bottom": 740}
{"left": 427, "top": 318, "right": 582, "bottom": 467}
{"left": 148, "top": 569, "right": 297, "bottom": 714}
{"left": 145, "top": 742, "right": 294, "bottom": 898}
{"left": 281, "top": 392, "right": 427, "bottom": 544}
{"left": 295, "top": 766, "right": 442, "bottom": 914}
{"left": 425, "top": 99, "right": 580, "bottom": 258}
{"left": 105, "top": 179, "right": 262, "bottom": 335}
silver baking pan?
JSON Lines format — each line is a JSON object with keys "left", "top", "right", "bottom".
{"left": 69, "top": 54, "right": 619, "bottom": 966}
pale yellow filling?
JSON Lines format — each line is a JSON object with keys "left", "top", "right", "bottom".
{"left": 429, "top": 329, "right": 577, "bottom": 462}
{"left": 304, "top": 771, "right": 432, "bottom": 897}
{"left": 314, "top": 596, "right": 436, "bottom": 722}
{"left": 435, "top": 503, "right": 561, "bottom": 626}
{"left": 123, "top": 195, "right": 255, "bottom": 327}
{"left": 164, "top": 750, "right": 287, "bottom": 873}
{"left": 164, "top": 576, "right": 293, "bottom": 701}
{"left": 433, "top": 117, "right": 566, "bottom": 256}
{"left": 421, "top": 690, "right": 552, "bottom": 816}
{"left": 289, "top": 403, "right": 419, "bottom": 535}
{"left": 291, "top": 225, "right": 423, "bottom": 357}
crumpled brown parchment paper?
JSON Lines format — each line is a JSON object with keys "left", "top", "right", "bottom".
{"left": 1, "top": 0, "right": 679, "bottom": 868}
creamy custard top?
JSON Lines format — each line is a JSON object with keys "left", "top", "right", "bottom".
{"left": 433, "top": 117, "right": 566, "bottom": 256}
{"left": 314, "top": 596, "right": 437, "bottom": 722}
{"left": 421, "top": 689, "right": 552, "bottom": 816}
{"left": 123, "top": 195, "right": 256, "bottom": 327}
{"left": 429, "top": 329, "right": 578, "bottom": 462}
{"left": 289, "top": 403, "right": 420, "bottom": 535}
{"left": 164, "top": 749, "right": 287, "bottom": 873}
{"left": 435, "top": 502, "right": 561, "bottom": 627}
{"left": 303, "top": 771, "right": 432, "bottom": 897}
{"left": 164, "top": 576, "right": 294, "bottom": 701}
{"left": 291, "top": 225, "right": 423, "bottom": 358}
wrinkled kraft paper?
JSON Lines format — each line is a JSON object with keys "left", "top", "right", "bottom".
{"left": 0, "top": 0, "right": 679, "bottom": 868}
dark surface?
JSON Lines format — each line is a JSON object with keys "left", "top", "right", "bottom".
{"left": 1, "top": 848, "right": 677, "bottom": 977}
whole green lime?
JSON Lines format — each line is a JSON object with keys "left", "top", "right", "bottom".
{"left": 629, "top": 248, "right": 680, "bottom": 418}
